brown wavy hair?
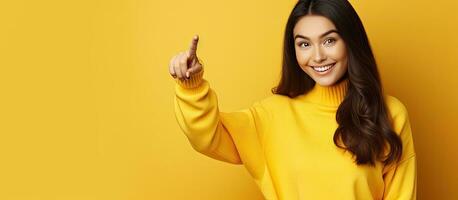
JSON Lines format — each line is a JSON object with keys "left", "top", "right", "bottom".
{"left": 272, "top": 0, "right": 403, "bottom": 167}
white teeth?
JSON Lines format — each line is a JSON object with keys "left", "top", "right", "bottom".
{"left": 312, "top": 64, "right": 334, "bottom": 72}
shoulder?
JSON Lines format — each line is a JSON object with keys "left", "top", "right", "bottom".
{"left": 256, "top": 94, "right": 292, "bottom": 108}
{"left": 247, "top": 94, "right": 292, "bottom": 117}
{"left": 385, "top": 95, "right": 409, "bottom": 120}
{"left": 384, "top": 95, "right": 412, "bottom": 136}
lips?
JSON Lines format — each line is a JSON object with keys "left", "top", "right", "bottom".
{"left": 311, "top": 63, "right": 335, "bottom": 72}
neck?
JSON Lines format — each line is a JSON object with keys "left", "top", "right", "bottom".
{"left": 298, "top": 78, "right": 349, "bottom": 107}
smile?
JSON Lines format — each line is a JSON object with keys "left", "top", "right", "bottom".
{"left": 311, "top": 63, "right": 335, "bottom": 73}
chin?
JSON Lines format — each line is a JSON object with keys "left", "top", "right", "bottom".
{"left": 306, "top": 71, "right": 338, "bottom": 86}
{"left": 314, "top": 79, "right": 336, "bottom": 87}
{"left": 305, "top": 68, "right": 347, "bottom": 87}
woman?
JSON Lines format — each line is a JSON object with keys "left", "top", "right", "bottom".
{"left": 169, "top": 0, "right": 417, "bottom": 199}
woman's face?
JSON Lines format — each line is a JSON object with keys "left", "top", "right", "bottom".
{"left": 293, "top": 15, "right": 348, "bottom": 86}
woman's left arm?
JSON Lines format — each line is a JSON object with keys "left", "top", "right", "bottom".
{"left": 382, "top": 96, "right": 417, "bottom": 200}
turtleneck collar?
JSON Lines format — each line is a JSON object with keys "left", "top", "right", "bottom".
{"left": 297, "top": 78, "right": 349, "bottom": 107}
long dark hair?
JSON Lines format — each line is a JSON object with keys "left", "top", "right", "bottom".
{"left": 272, "top": 0, "right": 403, "bottom": 167}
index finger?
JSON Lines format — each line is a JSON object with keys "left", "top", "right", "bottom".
{"left": 188, "top": 34, "right": 199, "bottom": 56}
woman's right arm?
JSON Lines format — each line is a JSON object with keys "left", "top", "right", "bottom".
{"left": 169, "top": 35, "right": 268, "bottom": 180}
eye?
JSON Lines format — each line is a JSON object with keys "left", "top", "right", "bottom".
{"left": 298, "top": 42, "right": 310, "bottom": 48}
{"left": 324, "top": 38, "right": 336, "bottom": 45}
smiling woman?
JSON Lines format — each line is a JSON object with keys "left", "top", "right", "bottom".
{"left": 171, "top": 0, "right": 416, "bottom": 199}
{"left": 293, "top": 16, "right": 348, "bottom": 86}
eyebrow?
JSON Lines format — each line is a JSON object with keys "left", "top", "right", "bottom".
{"left": 294, "top": 29, "right": 339, "bottom": 40}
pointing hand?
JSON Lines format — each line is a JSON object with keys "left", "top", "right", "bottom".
{"left": 169, "top": 35, "right": 203, "bottom": 80}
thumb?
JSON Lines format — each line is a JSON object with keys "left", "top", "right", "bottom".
{"left": 186, "top": 60, "right": 203, "bottom": 77}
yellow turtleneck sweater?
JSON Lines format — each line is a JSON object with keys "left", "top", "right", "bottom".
{"left": 174, "top": 70, "right": 417, "bottom": 200}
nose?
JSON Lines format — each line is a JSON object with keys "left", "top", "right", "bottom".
{"left": 312, "top": 46, "right": 326, "bottom": 63}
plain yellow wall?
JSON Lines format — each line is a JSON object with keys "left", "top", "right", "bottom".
{"left": 0, "top": 0, "right": 457, "bottom": 199}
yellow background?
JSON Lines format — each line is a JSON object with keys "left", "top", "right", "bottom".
{"left": 0, "top": 0, "right": 457, "bottom": 199}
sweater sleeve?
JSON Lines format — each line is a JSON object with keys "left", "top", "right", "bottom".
{"left": 382, "top": 96, "right": 417, "bottom": 200}
{"left": 173, "top": 69, "right": 268, "bottom": 180}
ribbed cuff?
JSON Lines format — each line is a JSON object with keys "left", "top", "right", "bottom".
{"left": 175, "top": 69, "right": 204, "bottom": 89}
